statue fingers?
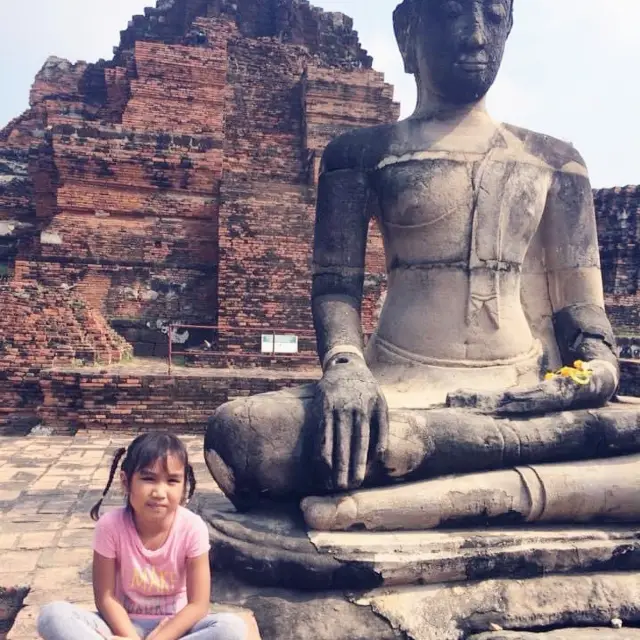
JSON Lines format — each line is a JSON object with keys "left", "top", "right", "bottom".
{"left": 375, "top": 392, "right": 390, "bottom": 459}
{"left": 495, "top": 380, "right": 568, "bottom": 415}
{"left": 334, "top": 409, "right": 352, "bottom": 490}
{"left": 585, "top": 360, "right": 618, "bottom": 400}
{"left": 351, "top": 409, "right": 370, "bottom": 487}
{"left": 319, "top": 408, "right": 334, "bottom": 475}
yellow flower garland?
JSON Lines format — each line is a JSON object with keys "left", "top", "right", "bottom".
{"left": 544, "top": 360, "right": 593, "bottom": 385}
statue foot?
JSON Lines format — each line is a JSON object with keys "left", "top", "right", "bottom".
{"left": 301, "top": 495, "right": 358, "bottom": 531}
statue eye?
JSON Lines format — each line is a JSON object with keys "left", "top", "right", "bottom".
{"left": 486, "top": 3, "right": 507, "bottom": 23}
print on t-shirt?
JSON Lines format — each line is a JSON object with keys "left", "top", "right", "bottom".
{"left": 131, "top": 565, "right": 178, "bottom": 594}
{"left": 123, "top": 593, "right": 179, "bottom": 617}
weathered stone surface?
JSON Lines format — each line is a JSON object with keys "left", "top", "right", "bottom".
{"left": 234, "top": 593, "right": 403, "bottom": 640}
{"left": 360, "top": 572, "right": 640, "bottom": 640}
{"left": 202, "top": 504, "right": 640, "bottom": 590}
{"left": 211, "top": 574, "right": 403, "bottom": 640}
{"left": 470, "top": 630, "right": 640, "bottom": 639}
{"left": 209, "top": 571, "right": 640, "bottom": 640}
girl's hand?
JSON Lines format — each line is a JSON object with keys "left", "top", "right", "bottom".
{"left": 110, "top": 636, "right": 140, "bottom": 640}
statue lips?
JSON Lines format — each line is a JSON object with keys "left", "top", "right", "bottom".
{"left": 456, "top": 55, "right": 489, "bottom": 73}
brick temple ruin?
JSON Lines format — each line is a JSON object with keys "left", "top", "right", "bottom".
{"left": 594, "top": 185, "right": 640, "bottom": 396}
{"left": 0, "top": 0, "right": 638, "bottom": 432}
{"left": 0, "top": 0, "right": 397, "bottom": 355}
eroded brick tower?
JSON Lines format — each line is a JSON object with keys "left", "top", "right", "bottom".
{"left": 0, "top": 0, "right": 399, "bottom": 355}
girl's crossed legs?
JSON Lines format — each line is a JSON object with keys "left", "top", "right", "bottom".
{"left": 37, "top": 601, "right": 247, "bottom": 640}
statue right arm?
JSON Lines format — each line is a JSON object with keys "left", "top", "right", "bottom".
{"left": 312, "top": 166, "right": 370, "bottom": 365}
{"left": 310, "top": 141, "right": 388, "bottom": 491}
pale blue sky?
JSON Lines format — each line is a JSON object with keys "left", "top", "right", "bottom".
{"left": 1, "top": 0, "right": 638, "bottom": 187}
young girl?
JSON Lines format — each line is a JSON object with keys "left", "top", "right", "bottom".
{"left": 37, "top": 432, "right": 247, "bottom": 640}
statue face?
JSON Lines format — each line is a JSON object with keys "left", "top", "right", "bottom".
{"left": 405, "top": 0, "right": 513, "bottom": 104}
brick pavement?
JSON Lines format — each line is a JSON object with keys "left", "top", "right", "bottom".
{"left": 0, "top": 433, "right": 260, "bottom": 639}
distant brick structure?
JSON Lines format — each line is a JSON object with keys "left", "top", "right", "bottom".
{"left": 594, "top": 185, "right": 640, "bottom": 340}
{"left": 0, "top": 0, "right": 398, "bottom": 357}
{"left": 593, "top": 185, "right": 640, "bottom": 395}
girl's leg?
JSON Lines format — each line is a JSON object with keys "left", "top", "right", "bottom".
{"left": 37, "top": 601, "right": 112, "bottom": 640}
{"left": 183, "top": 613, "right": 247, "bottom": 640}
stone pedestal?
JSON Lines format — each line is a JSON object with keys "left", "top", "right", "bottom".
{"left": 471, "top": 632, "right": 640, "bottom": 640}
{"left": 199, "top": 502, "right": 640, "bottom": 640}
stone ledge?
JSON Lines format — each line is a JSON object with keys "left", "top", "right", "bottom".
{"left": 208, "top": 570, "right": 640, "bottom": 640}
{"left": 470, "top": 630, "right": 640, "bottom": 639}
{"left": 203, "top": 504, "right": 640, "bottom": 591}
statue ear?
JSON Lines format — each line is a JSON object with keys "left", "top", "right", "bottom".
{"left": 393, "top": 1, "right": 418, "bottom": 75}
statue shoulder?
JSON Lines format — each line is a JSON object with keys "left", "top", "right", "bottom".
{"left": 322, "top": 124, "right": 397, "bottom": 173}
{"left": 502, "top": 123, "right": 589, "bottom": 175}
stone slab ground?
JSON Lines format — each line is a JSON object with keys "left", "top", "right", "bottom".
{"left": 0, "top": 433, "right": 260, "bottom": 639}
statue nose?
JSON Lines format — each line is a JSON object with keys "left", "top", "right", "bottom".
{"left": 468, "top": 25, "right": 487, "bottom": 48}
{"left": 463, "top": 10, "right": 487, "bottom": 50}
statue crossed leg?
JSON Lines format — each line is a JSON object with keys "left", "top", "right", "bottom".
{"left": 205, "top": 375, "right": 640, "bottom": 531}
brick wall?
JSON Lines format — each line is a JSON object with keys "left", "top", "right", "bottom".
{"left": 37, "top": 369, "right": 320, "bottom": 434}
{"left": 0, "top": 282, "right": 132, "bottom": 428}
{"left": 620, "top": 360, "right": 640, "bottom": 397}
{"left": 594, "top": 185, "right": 640, "bottom": 338}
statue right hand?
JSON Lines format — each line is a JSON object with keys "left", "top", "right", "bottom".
{"left": 314, "top": 355, "right": 389, "bottom": 491}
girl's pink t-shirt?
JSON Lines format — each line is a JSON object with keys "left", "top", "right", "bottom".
{"left": 93, "top": 506, "right": 210, "bottom": 619}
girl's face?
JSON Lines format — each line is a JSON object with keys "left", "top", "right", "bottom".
{"left": 122, "top": 454, "right": 186, "bottom": 522}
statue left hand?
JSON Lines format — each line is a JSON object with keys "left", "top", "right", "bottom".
{"left": 447, "top": 359, "right": 618, "bottom": 415}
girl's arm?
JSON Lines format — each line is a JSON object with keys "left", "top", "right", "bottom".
{"left": 147, "top": 553, "right": 211, "bottom": 640}
{"left": 93, "top": 551, "right": 141, "bottom": 640}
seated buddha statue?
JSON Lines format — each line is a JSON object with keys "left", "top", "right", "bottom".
{"left": 204, "top": 0, "right": 640, "bottom": 532}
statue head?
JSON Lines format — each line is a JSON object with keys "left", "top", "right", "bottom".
{"left": 394, "top": 0, "right": 513, "bottom": 105}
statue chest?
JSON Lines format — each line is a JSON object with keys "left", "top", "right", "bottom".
{"left": 371, "top": 158, "right": 551, "bottom": 265}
